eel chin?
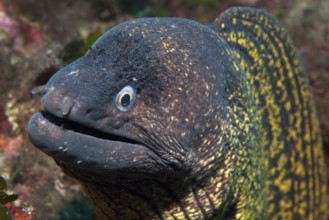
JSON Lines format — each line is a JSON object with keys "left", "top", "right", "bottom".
{"left": 28, "top": 111, "right": 161, "bottom": 174}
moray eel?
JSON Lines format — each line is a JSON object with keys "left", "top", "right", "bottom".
{"left": 28, "top": 7, "right": 327, "bottom": 220}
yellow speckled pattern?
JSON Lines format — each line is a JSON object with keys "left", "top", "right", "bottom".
{"left": 84, "top": 9, "right": 327, "bottom": 219}
{"left": 212, "top": 7, "right": 327, "bottom": 219}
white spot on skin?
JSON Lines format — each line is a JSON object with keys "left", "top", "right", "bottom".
{"left": 77, "top": 160, "right": 83, "bottom": 164}
{"left": 67, "top": 69, "right": 79, "bottom": 76}
{"left": 49, "top": 86, "right": 55, "bottom": 92}
{"left": 170, "top": 116, "right": 178, "bottom": 122}
{"left": 39, "top": 118, "right": 47, "bottom": 126}
{"left": 160, "top": 107, "right": 170, "bottom": 113}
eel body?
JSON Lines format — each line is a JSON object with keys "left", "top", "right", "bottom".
{"left": 28, "top": 7, "right": 327, "bottom": 220}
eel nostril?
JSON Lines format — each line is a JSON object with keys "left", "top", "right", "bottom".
{"left": 61, "top": 96, "right": 75, "bottom": 117}
{"left": 31, "top": 85, "right": 53, "bottom": 96}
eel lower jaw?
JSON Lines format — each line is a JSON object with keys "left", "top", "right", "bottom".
{"left": 28, "top": 111, "right": 162, "bottom": 174}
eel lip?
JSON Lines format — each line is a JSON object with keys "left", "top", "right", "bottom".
{"left": 28, "top": 111, "right": 159, "bottom": 173}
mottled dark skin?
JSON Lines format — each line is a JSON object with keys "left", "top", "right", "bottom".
{"left": 28, "top": 7, "right": 327, "bottom": 220}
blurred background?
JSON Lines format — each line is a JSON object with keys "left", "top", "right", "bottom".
{"left": 0, "top": 0, "right": 328, "bottom": 219}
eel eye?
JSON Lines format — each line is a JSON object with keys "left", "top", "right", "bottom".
{"left": 115, "top": 85, "right": 136, "bottom": 112}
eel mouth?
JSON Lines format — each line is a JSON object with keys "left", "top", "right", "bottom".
{"left": 28, "top": 111, "right": 160, "bottom": 173}
{"left": 40, "top": 110, "right": 141, "bottom": 145}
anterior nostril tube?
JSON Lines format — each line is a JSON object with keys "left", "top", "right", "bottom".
{"left": 31, "top": 85, "right": 52, "bottom": 96}
{"left": 61, "top": 97, "right": 74, "bottom": 117}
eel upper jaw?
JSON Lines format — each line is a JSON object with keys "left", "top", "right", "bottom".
{"left": 28, "top": 110, "right": 162, "bottom": 174}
